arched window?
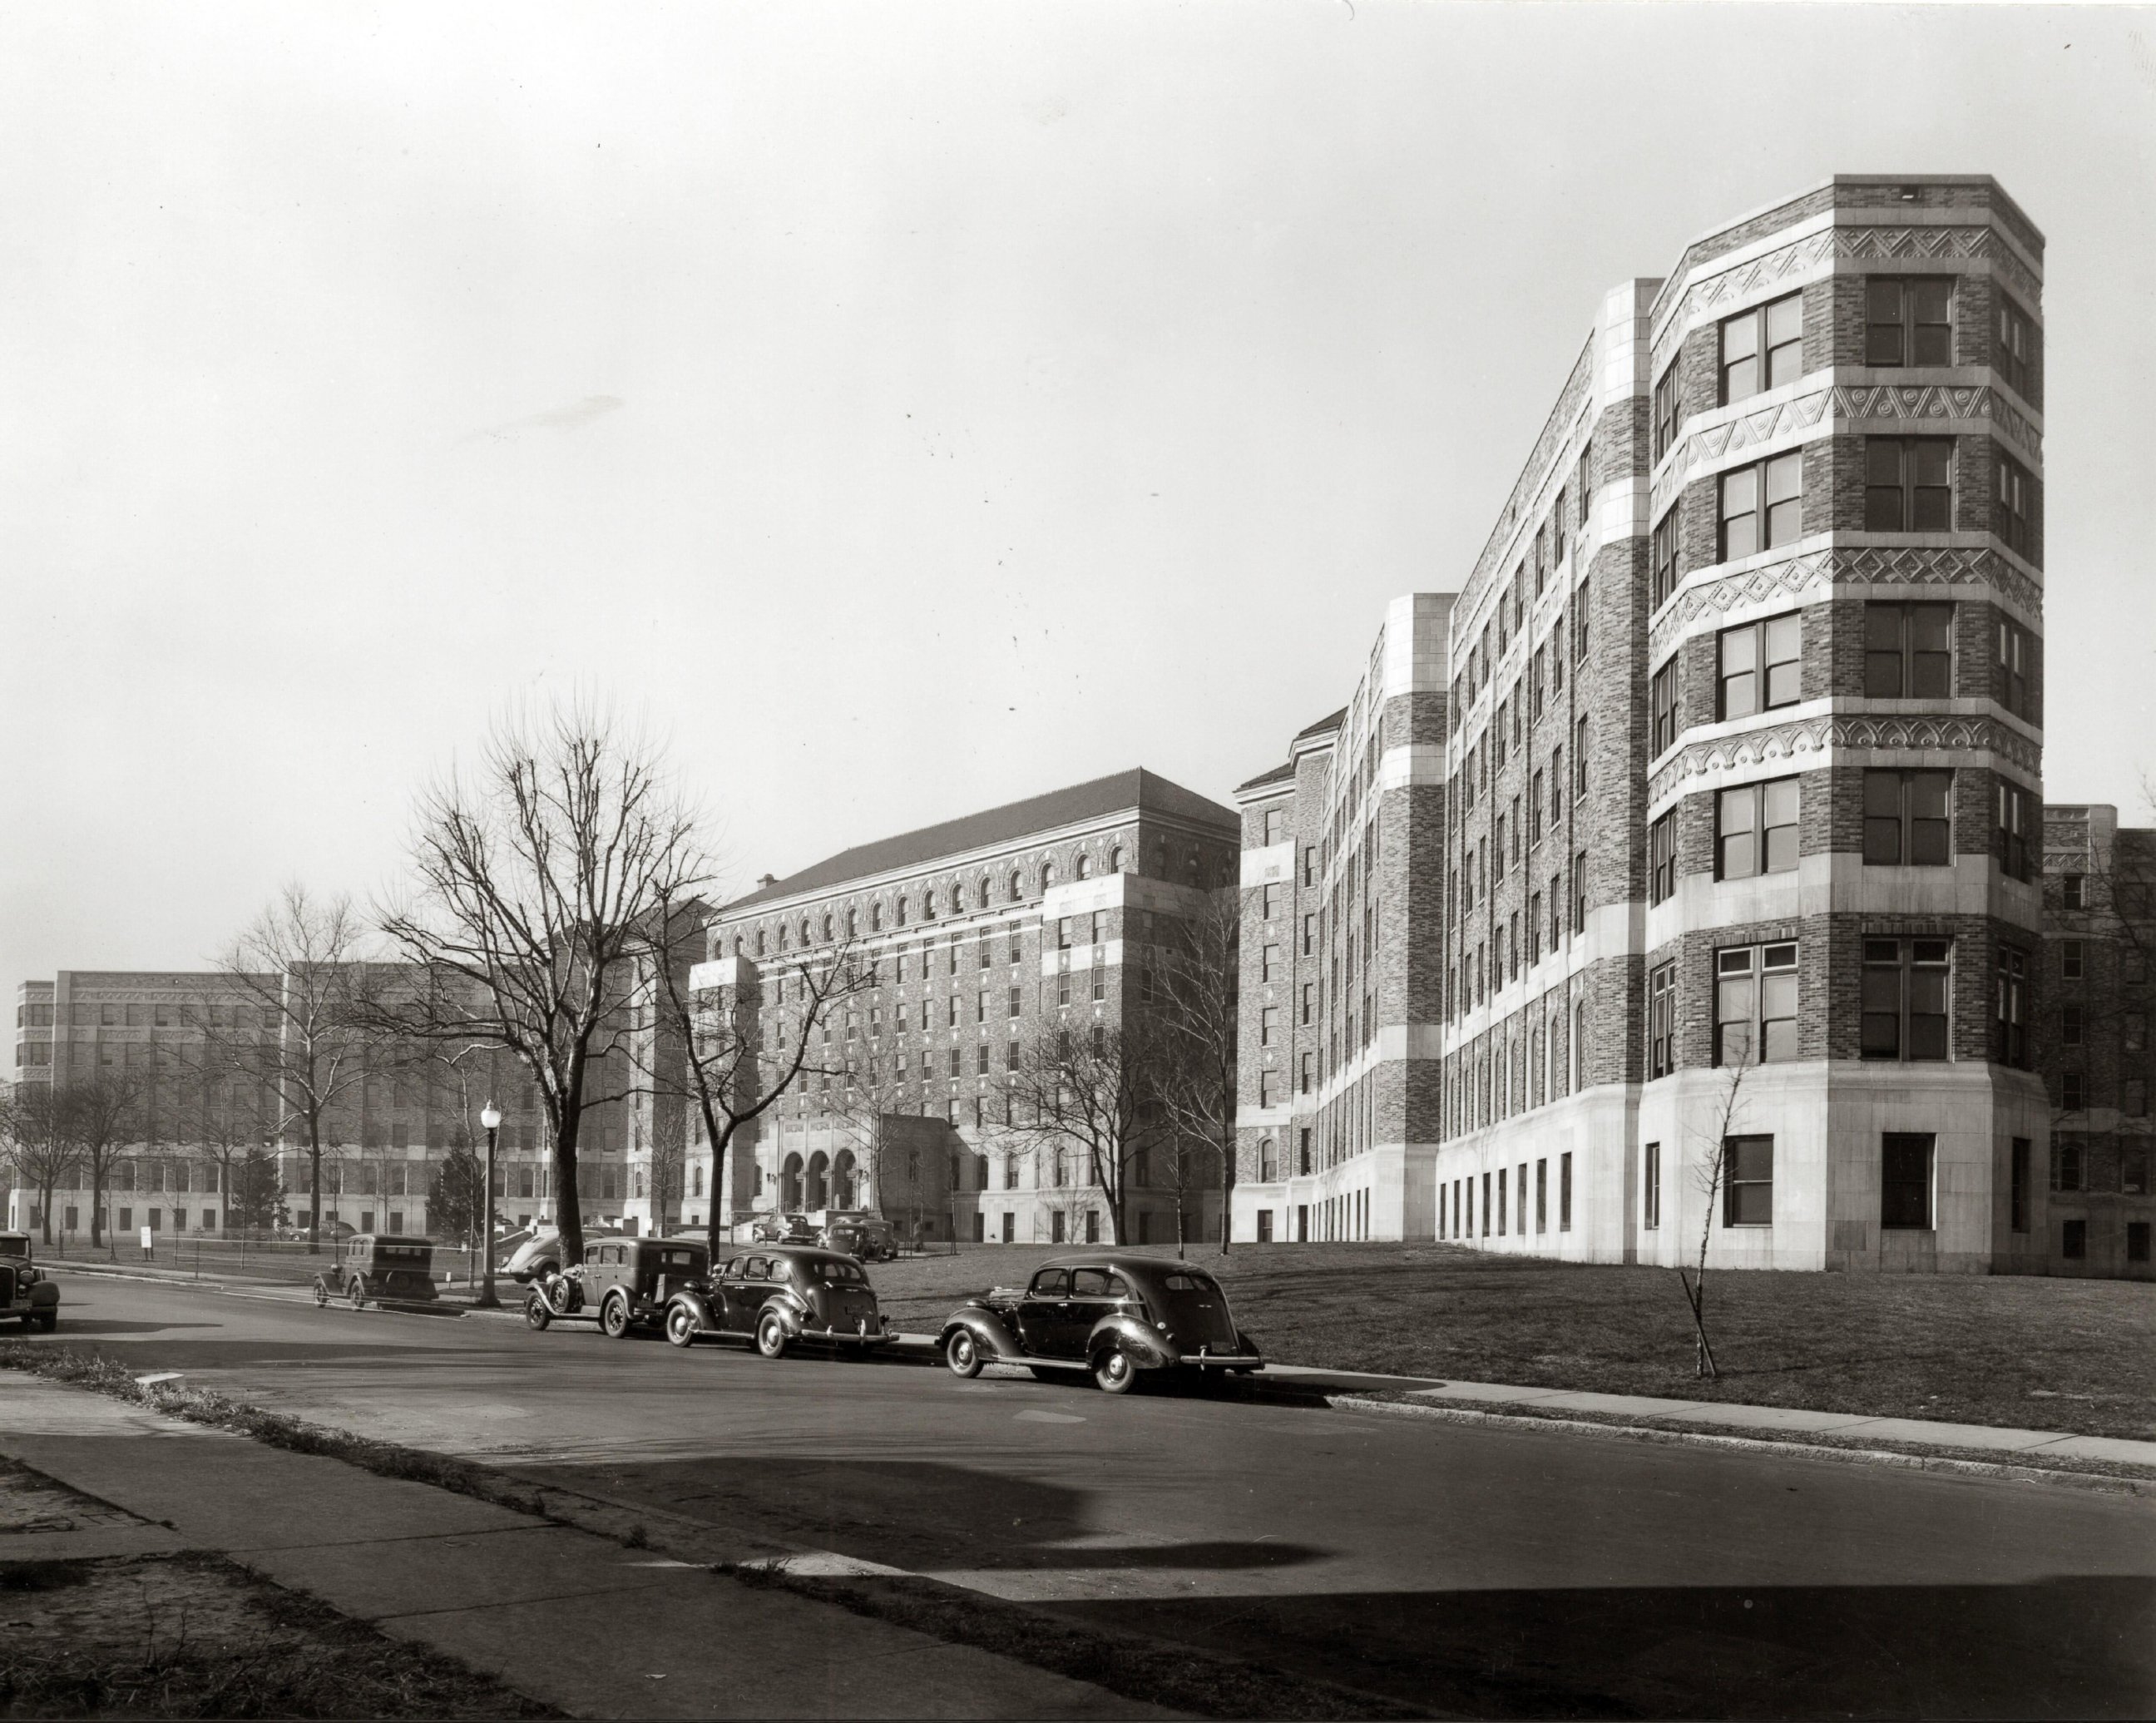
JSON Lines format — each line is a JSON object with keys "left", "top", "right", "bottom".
{"left": 779, "top": 1152, "right": 804, "bottom": 1211}
{"left": 1041, "top": 864, "right": 1056, "bottom": 890}
{"left": 822, "top": 913, "right": 833, "bottom": 942}
{"left": 870, "top": 901, "right": 883, "bottom": 931}
{"left": 896, "top": 897, "right": 908, "bottom": 926}
{"left": 923, "top": 890, "right": 937, "bottom": 921}
{"left": 977, "top": 879, "right": 991, "bottom": 909}
{"left": 1259, "top": 1137, "right": 1279, "bottom": 1181}
{"left": 846, "top": 909, "right": 857, "bottom": 939}
{"left": 1008, "top": 870, "right": 1023, "bottom": 902}
{"left": 805, "top": 1151, "right": 829, "bottom": 1211}
{"left": 1110, "top": 846, "right": 1125, "bottom": 873}
{"left": 1076, "top": 853, "right": 1092, "bottom": 879}
{"left": 777, "top": 925, "right": 789, "bottom": 952}
{"left": 833, "top": 1149, "right": 858, "bottom": 1209}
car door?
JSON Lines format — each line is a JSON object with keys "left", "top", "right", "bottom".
{"left": 1066, "top": 1267, "right": 1119, "bottom": 1350}
{"left": 583, "top": 1243, "right": 617, "bottom": 1309}
{"left": 718, "top": 1255, "right": 760, "bottom": 1332}
{"left": 1015, "top": 1268, "right": 1073, "bottom": 1356}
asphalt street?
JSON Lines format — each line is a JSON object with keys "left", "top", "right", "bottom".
{"left": 19, "top": 1273, "right": 2156, "bottom": 1718}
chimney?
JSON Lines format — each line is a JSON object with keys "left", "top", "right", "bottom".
{"left": 756, "top": 874, "right": 779, "bottom": 889}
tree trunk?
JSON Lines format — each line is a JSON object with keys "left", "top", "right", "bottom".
{"left": 1218, "top": 1116, "right": 1235, "bottom": 1254}
{"left": 306, "top": 1119, "right": 323, "bottom": 1253}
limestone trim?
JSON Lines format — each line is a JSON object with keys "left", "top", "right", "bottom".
{"left": 1646, "top": 711, "right": 2043, "bottom": 810}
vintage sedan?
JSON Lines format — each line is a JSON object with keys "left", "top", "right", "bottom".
{"left": 818, "top": 1211, "right": 898, "bottom": 1262}
{"left": 525, "top": 1235, "right": 709, "bottom": 1338}
{"left": 312, "top": 1235, "right": 438, "bottom": 1309}
{"left": 940, "top": 1255, "right": 1263, "bottom": 1394}
{"left": 663, "top": 1245, "right": 893, "bottom": 1359}
{"left": 0, "top": 1231, "right": 59, "bottom": 1332}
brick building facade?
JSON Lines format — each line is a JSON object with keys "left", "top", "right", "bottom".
{"left": 690, "top": 770, "right": 1240, "bottom": 1248}
{"left": 1237, "top": 175, "right": 2072, "bottom": 1272}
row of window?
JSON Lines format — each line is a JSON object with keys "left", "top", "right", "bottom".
{"left": 1651, "top": 277, "right": 2038, "bottom": 469}
{"left": 1438, "top": 1152, "right": 1575, "bottom": 1240}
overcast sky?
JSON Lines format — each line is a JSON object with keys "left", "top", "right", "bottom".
{"left": 5, "top": 2, "right": 2153, "bottom": 991}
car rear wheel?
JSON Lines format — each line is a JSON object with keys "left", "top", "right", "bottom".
{"left": 945, "top": 1329, "right": 984, "bottom": 1378}
{"left": 600, "top": 1293, "right": 631, "bottom": 1339}
{"left": 524, "top": 1295, "right": 552, "bottom": 1331}
{"left": 756, "top": 1312, "right": 789, "bottom": 1359}
{"left": 1092, "top": 1348, "right": 1138, "bottom": 1394}
{"left": 346, "top": 1279, "right": 366, "bottom": 1310}
{"left": 664, "top": 1301, "right": 699, "bottom": 1349}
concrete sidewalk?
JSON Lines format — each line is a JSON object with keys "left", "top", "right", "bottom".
{"left": 0, "top": 1372, "right": 1172, "bottom": 1721}
{"left": 1255, "top": 1364, "right": 2156, "bottom": 1471}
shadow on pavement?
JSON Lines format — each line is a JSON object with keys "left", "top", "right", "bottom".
{"left": 24, "top": 1320, "right": 225, "bottom": 1336}
{"left": 1056, "top": 1573, "right": 2156, "bottom": 1720}
{"left": 506, "top": 1454, "right": 1332, "bottom": 1577}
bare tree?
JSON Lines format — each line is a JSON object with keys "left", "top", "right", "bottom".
{"left": 636, "top": 909, "right": 873, "bottom": 1259}
{"left": 997, "top": 1020, "right": 1166, "bottom": 1246}
{"left": 206, "top": 884, "right": 374, "bottom": 1252}
{"left": 63, "top": 1073, "right": 147, "bottom": 1251}
{"left": 0, "top": 1085, "right": 79, "bottom": 1245}
{"left": 1677, "top": 1062, "right": 1750, "bottom": 1380}
{"left": 1151, "top": 889, "right": 1240, "bottom": 1255}
{"left": 180, "top": 1045, "right": 271, "bottom": 1235}
{"left": 378, "top": 700, "right": 711, "bottom": 1262}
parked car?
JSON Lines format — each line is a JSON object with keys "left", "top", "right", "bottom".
{"left": 818, "top": 1211, "right": 897, "bottom": 1261}
{"left": 750, "top": 1213, "right": 818, "bottom": 1245}
{"left": 524, "top": 1235, "right": 709, "bottom": 1337}
{"left": 940, "top": 1255, "right": 1263, "bottom": 1394}
{"left": 312, "top": 1235, "right": 438, "bottom": 1309}
{"left": 0, "top": 1231, "right": 59, "bottom": 1332}
{"left": 502, "top": 1228, "right": 565, "bottom": 1284}
{"left": 662, "top": 1245, "right": 894, "bottom": 1359}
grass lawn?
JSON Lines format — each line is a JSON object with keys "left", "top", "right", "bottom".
{"left": 868, "top": 1241, "right": 2156, "bottom": 1442}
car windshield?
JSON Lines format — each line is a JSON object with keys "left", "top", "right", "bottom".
{"left": 0, "top": 1236, "right": 28, "bottom": 1260}
{"left": 817, "top": 1260, "right": 868, "bottom": 1285}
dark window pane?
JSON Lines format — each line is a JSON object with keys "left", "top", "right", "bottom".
{"left": 1912, "top": 323, "right": 1951, "bottom": 366}
{"left": 1910, "top": 772, "right": 1952, "bottom": 819}
{"left": 1862, "top": 1013, "right": 1901, "bottom": 1057}
{"left": 1864, "top": 819, "right": 1903, "bottom": 864}
{"left": 1866, "top": 486, "right": 1906, "bottom": 532}
{"left": 1912, "top": 442, "right": 1951, "bottom": 487}
{"left": 1867, "top": 440, "right": 1905, "bottom": 486}
{"left": 1911, "top": 819, "right": 1952, "bottom": 866}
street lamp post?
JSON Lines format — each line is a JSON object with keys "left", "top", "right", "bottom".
{"left": 476, "top": 1102, "right": 502, "bottom": 1309}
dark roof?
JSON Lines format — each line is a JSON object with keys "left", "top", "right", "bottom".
{"left": 1234, "top": 761, "right": 1295, "bottom": 795}
{"left": 1293, "top": 707, "right": 1348, "bottom": 742}
{"left": 724, "top": 768, "right": 1235, "bottom": 911}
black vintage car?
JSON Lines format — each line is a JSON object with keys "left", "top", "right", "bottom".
{"left": 940, "top": 1255, "right": 1263, "bottom": 1394}
{"left": 0, "top": 1230, "right": 59, "bottom": 1332}
{"left": 662, "top": 1245, "right": 893, "bottom": 1359}
{"left": 525, "top": 1235, "right": 708, "bottom": 1338}
{"left": 312, "top": 1235, "right": 438, "bottom": 1309}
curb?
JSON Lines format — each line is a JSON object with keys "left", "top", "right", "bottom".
{"left": 1328, "top": 1393, "right": 2156, "bottom": 1498}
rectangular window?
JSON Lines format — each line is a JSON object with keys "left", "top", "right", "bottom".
{"left": 2062, "top": 873, "right": 2085, "bottom": 911}
{"left": 1996, "top": 615, "right": 2033, "bottom": 719}
{"left": 1996, "top": 946, "right": 2029, "bottom": 1065}
{"left": 1865, "top": 276, "right": 1954, "bottom": 367}
{"left": 1302, "top": 914, "right": 1317, "bottom": 956}
{"left": 1864, "top": 437, "right": 1954, "bottom": 532}
{"left": 1862, "top": 769, "right": 1953, "bottom": 866}
{"left": 1651, "top": 507, "right": 1680, "bottom": 609}
{"left": 2060, "top": 938, "right": 2084, "bottom": 980}
{"left": 1496, "top": 1167, "right": 1507, "bottom": 1236}
{"left": 1299, "top": 1052, "right": 1313, "bottom": 1094}
{"left": 1263, "top": 807, "right": 1285, "bottom": 845}
{"left": 1718, "top": 614, "right": 1801, "bottom": 720}
{"left": 1650, "top": 660, "right": 1678, "bottom": 755}
{"left": 1723, "top": 1134, "right": 1774, "bottom": 1225}
{"left": 2060, "top": 1071, "right": 2084, "bottom": 1112}
{"left": 1260, "top": 1006, "right": 1280, "bottom": 1047}
{"left": 1648, "top": 961, "right": 1676, "bottom": 1079}
{"left": 1714, "top": 942, "right": 1799, "bottom": 1066}
{"left": 1881, "top": 1132, "right": 1936, "bottom": 1229}
{"left": 1716, "top": 778, "right": 1799, "bottom": 880}
{"left": 2050, "top": 1135, "right": 2084, "bottom": 1192}
{"left": 1995, "top": 448, "right": 2034, "bottom": 557}
{"left": 1261, "top": 883, "right": 1280, "bottom": 920}
{"left": 1300, "top": 983, "right": 1314, "bottom": 1025}
{"left": 2010, "top": 1136, "right": 2030, "bottom": 1233}
{"left": 1261, "top": 943, "right": 1282, "bottom": 983}
{"left": 1649, "top": 813, "right": 1677, "bottom": 907}
{"left": 1864, "top": 602, "right": 1954, "bottom": 698}
{"left": 1718, "top": 452, "right": 1802, "bottom": 561}
{"left": 1996, "top": 779, "right": 2037, "bottom": 883}
{"left": 1644, "top": 1141, "right": 1661, "bottom": 1230}
{"left": 1719, "top": 292, "right": 1803, "bottom": 404}
{"left": 1573, "top": 852, "right": 1588, "bottom": 933}
{"left": 2129, "top": 1222, "right": 2151, "bottom": 1265}
{"left": 1995, "top": 295, "right": 2034, "bottom": 397}
{"left": 2061, "top": 1218, "right": 2087, "bottom": 1260}
{"left": 1653, "top": 361, "right": 1680, "bottom": 462}
{"left": 1560, "top": 1151, "right": 1573, "bottom": 1231}
{"left": 1862, "top": 938, "right": 1952, "bottom": 1061}
{"left": 1574, "top": 579, "right": 1590, "bottom": 661}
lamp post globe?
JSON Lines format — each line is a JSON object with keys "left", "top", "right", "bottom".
{"left": 476, "top": 1102, "right": 503, "bottom": 1308}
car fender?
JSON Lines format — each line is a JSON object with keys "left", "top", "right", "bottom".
{"left": 760, "top": 1295, "right": 805, "bottom": 1340}
{"left": 668, "top": 1286, "right": 719, "bottom": 1334}
{"left": 1087, "top": 1311, "right": 1175, "bottom": 1369}
{"left": 939, "top": 1305, "right": 1023, "bottom": 1362}
{"left": 27, "top": 1282, "right": 59, "bottom": 1309}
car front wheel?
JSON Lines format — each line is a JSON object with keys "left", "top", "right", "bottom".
{"left": 1093, "top": 1348, "right": 1138, "bottom": 1394}
{"left": 756, "top": 1312, "right": 789, "bottom": 1359}
{"left": 347, "top": 1279, "right": 366, "bottom": 1310}
{"left": 945, "top": 1329, "right": 984, "bottom": 1378}
{"left": 524, "top": 1295, "right": 552, "bottom": 1331}
{"left": 35, "top": 1310, "right": 57, "bottom": 1333}
{"left": 312, "top": 1280, "right": 329, "bottom": 1309}
{"left": 664, "top": 1302, "right": 699, "bottom": 1349}
{"left": 600, "top": 1293, "right": 631, "bottom": 1339}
